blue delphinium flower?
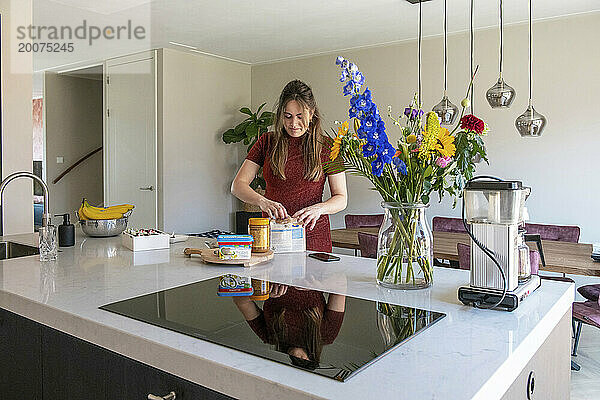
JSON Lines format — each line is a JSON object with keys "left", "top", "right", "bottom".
{"left": 336, "top": 56, "right": 402, "bottom": 177}
{"left": 393, "top": 157, "right": 408, "bottom": 175}
{"left": 371, "top": 156, "right": 384, "bottom": 177}
{"left": 362, "top": 142, "right": 378, "bottom": 158}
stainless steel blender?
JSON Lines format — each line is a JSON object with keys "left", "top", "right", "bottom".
{"left": 458, "top": 178, "right": 541, "bottom": 311}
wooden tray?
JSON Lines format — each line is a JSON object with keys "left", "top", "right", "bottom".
{"left": 183, "top": 248, "right": 274, "bottom": 267}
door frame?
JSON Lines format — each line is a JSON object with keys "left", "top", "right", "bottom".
{"left": 103, "top": 50, "right": 158, "bottom": 227}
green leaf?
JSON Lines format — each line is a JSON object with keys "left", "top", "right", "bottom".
{"left": 245, "top": 124, "right": 259, "bottom": 139}
{"left": 222, "top": 128, "right": 243, "bottom": 144}
{"left": 421, "top": 194, "right": 430, "bottom": 204}
{"left": 234, "top": 121, "right": 251, "bottom": 136}
{"left": 239, "top": 107, "right": 252, "bottom": 116}
{"left": 424, "top": 165, "right": 433, "bottom": 177}
{"left": 256, "top": 103, "right": 266, "bottom": 115}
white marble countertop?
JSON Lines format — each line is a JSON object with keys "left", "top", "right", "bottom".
{"left": 0, "top": 231, "right": 573, "bottom": 400}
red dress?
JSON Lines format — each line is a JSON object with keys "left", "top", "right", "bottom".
{"left": 246, "top": 132, "right": 335, "bottom": 252}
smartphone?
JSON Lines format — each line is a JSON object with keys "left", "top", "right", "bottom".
{"left": 308, "top": 252, "right": 341, "bottom": 262}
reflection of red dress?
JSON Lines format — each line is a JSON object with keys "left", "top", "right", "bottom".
{"left": 246, "top": 132, "right": 335, "bottom": 252}
{"left": 247, "top": 287, "right": 344, "bottom": 346}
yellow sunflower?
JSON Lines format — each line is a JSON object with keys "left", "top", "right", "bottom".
{"left": 435, "top": 127, "right": 456, "bottom": 158}
{"left": 329, "top": 120, "right": 349, "bottom": 161}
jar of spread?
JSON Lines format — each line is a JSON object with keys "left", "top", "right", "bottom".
{"left": 248, "top": 218, "right": 270, "bottom": 253}
{"left": 249, "top": 278, "right": 270, "bottom": 301}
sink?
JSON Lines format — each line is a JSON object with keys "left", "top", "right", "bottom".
{"left": 0, "top": 241, "right": 39, "bottom": 260}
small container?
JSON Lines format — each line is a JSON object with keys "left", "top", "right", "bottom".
{"left": 55, "top": 213, "right": 75, "bottom": 247}
{"left": 39, "top": 224, "right": 58, "bottom": 261}
{"left": 122, "top": 229, "right": 170, "bottom": 251}
{"left": 217, "top": 274, "right": 253, "bottom": 296}
{"left": 249, "top": 278, "right": 270, "bottom": 301}
{"left": 248, "top": 218, "right": 270, "bottom": 253}
{"left": 217, "top": 235, "right": 253, "bottom": 260}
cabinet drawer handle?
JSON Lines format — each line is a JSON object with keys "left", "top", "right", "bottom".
{"left": 527, "top": 371, "right": 536, "bottom": 400}
{"left": 139, "top": 186, "right": 155, "bottom": 191}
{"left": 148, "top": 391, "right": 176, "bottom": 400}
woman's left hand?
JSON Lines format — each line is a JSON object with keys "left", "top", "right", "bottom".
{"left": 293, "top": 204, "right": 324, "bottom": 231}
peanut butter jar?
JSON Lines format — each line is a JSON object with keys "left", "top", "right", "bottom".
{"left": 248, "top": 218, "right": 270, "bottom": 253}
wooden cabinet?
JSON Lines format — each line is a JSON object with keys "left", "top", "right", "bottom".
{"left": 1, "top": 308, "right": 233, "bottom": 400}
{"left": 0, "top": 308, "right": 43, "bottom": 400}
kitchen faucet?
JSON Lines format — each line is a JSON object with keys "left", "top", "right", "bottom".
{"left": 0, "top": 171, "right": 50, "bottom": 228}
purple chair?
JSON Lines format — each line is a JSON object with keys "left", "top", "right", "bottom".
{"left": 525, "top": 222, "right": 580, "bottom": 243}
{"left": 432, "top": 216, "right": 467, "bottom": 234}
{"left": 345, "top": 214, "right": 384, "bottom": 229}
{"left": 357, "top": 232, "right": 378, "bottom": 259}
{"left": 456, "top": 243, "right": 541, "bottom": 273}
{"left": 572, "top": 296, "right": 600, "bottom": 370}
{"left": 432, "top": 217, "right": 467, "bottom": 268}
{"left": 345, "top": 214, "right": 383, "bottom": 256}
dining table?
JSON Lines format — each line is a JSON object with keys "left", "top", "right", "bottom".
{"left": 330, "top": 228, "right": 600, "bottom": 277}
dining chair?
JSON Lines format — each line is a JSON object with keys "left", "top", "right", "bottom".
{"left": 524, "top": 222, "right": 580, "bottom": 243}
{"left": 345, "top": 214, "right": 384, "bottom": 256}
{"left": 357, "top": 232, "right": 378, "bottom": 259}
{"left": 432, "top": 216, "right": 466, "bottom": 268}
{"left": 571, "top": 296, "right": 600, "bottom": 371}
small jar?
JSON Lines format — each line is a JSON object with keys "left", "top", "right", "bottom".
{"left": 249, "top": 278, "right": 270, "bottom": 301}
{"left": 248, "top": 218, "right": 270, "bottom": 253}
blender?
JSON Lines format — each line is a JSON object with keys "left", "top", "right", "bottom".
{"left": 458, "top": 178, "right": 541, "bottom": 311}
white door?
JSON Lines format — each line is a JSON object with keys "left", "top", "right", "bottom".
{"left": 105, "top": 51, "right": 157, "bottom": 228}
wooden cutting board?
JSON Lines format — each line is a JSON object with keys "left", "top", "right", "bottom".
{"left": 183, "top": 248, "right": 274, "bottom": 267}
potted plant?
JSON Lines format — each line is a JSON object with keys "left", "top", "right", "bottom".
{"left": 222, "top": 103, "right": 274, "bottom": 213}
{"left": 222, "top": 103, "right": 274, "bottom": 190}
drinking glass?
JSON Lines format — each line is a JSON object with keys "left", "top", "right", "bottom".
{"left": 39, "top": 225, "right": 58, "bottom": 261}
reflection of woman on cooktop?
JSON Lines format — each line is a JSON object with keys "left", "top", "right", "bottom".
{"left": 233, "top": 283, "right": 346, "bottom": 369}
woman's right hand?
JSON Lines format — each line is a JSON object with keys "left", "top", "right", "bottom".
{"left": 258, "top": 197, "right": 289, "bottom": 220}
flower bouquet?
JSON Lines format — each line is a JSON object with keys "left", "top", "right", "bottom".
{"left": 328, "top": 56, "right": 488, "bottom": 289}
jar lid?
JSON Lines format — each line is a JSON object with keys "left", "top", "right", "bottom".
{"left": 249, "top": 218, "right": 270, "bottom": 226}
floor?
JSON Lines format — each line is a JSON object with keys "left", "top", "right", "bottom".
{"left": 571, "top": 324, "right": 600, "bottom": 399}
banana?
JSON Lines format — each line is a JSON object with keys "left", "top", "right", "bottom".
{"left": 79, "top": 198, "right": 135, "bottom": 220}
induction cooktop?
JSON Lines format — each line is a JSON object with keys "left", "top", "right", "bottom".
{"left": 100, "top": 277, "right": 445, "bottom": 382}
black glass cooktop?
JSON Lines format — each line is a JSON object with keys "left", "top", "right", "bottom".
{"left": 100, "top": 276, "right": 445, "bottom": 382}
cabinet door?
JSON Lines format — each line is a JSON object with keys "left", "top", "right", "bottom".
{"left": 0, "top": 308, "right": 43, "bottom": 400}
{"left": 41, "top": 325, "right": 125, "bottom": 399}
{"left": 123, "top": 358, "right": 235, "bottom": 400}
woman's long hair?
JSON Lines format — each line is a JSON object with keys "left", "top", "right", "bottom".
{"left": 270, "top": 80, "right": 324, "bottom": 181}
{"left": 269, "top": 307, "right": 324, "bottom": 366}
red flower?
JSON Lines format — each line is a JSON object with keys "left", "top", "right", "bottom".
{"left": 460, "top": 114, "right": 485, "bottom": 135}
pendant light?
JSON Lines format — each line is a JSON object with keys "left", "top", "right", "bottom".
{"left": 432, "top": 0, "right": 458, "bottom": 125}
{"left": 486, "top": 0, "right": 516, "bottom": 108}
{"left": 469, "top": 0, "right": 474, "bottom": 114}
{"left": 417, "top": 0, "right": 423, "bottom": 108}
{"left": 515, "top": 0, "right": 546, "bottom": 137}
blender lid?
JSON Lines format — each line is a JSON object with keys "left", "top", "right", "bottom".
{"left": 465, "top": 180, "right": 523, "bottom": 190}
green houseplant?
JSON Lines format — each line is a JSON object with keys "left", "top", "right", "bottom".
{"left": 222, "top": 103, "right": 274, "bottom": 190}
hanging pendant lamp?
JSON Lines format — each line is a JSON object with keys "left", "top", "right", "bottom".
{"left": 432, "top": 0, "right": 458, "bottom": 125}
{"left": 515, "top": 0, "right": 546, "bottom": 137}
{"left": 486, "top": 0, "right": 516, "bottom": 108}
{"left": 417, "top": 0, "right": 423, "bottom": 108}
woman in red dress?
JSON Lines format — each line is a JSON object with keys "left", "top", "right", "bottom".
{"left": 231, "top": 80, "right": 347, "bottom": 252}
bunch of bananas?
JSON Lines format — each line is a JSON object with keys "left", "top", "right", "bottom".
{"left": 78, "top": 198, "right": 134, "bottom": 220}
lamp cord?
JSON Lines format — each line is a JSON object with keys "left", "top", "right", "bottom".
{"left": 528, "top": 0, "right": 533, "bottom": 106}
{"left": 499, "top": 0, "right": 503, "bottom": 77}
{"left": 470, "top": 0, "right": 474, "bottom": 114}
{"left": 443, "top": 0, "right": 447, "bottom": 94}
{"left": 418, "top": 0, "right": 422, "bottom": 108}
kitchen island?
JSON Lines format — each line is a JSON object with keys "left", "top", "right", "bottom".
{"left": 0, "top": 232, "right": 573, "bottom": 399}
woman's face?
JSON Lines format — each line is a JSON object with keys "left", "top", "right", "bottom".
{"left": 283, "top": 100, "right": 313, "bottom": 138}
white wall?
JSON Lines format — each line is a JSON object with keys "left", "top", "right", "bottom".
{"left": 44, "top": 73, "right": 103, "bottom": 218}
{"left": 0, "top": 0, "right": 34, "bottom": 234}
{"left": 161, "top": 48, "right": 251, "bottom": 233}
{"left": 251, "top": 12, "right": 600, "bottom": 243}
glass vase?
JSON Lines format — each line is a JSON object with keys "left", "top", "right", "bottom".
{"left": 376, "top": 202, "right": 433, "bottom": 290}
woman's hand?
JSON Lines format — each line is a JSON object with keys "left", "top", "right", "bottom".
{"left": 258, "top": 197, "right": 289, "bottom": 220}
{"left": 293, "top": 204, "right": 324, "bottom": 230}
{"left": 269, "top": 283, "right": 289, "bottom": 298}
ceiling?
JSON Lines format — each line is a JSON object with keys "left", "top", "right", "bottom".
{"left": 32, "top": 0, "right": 600, "bottom": 71}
